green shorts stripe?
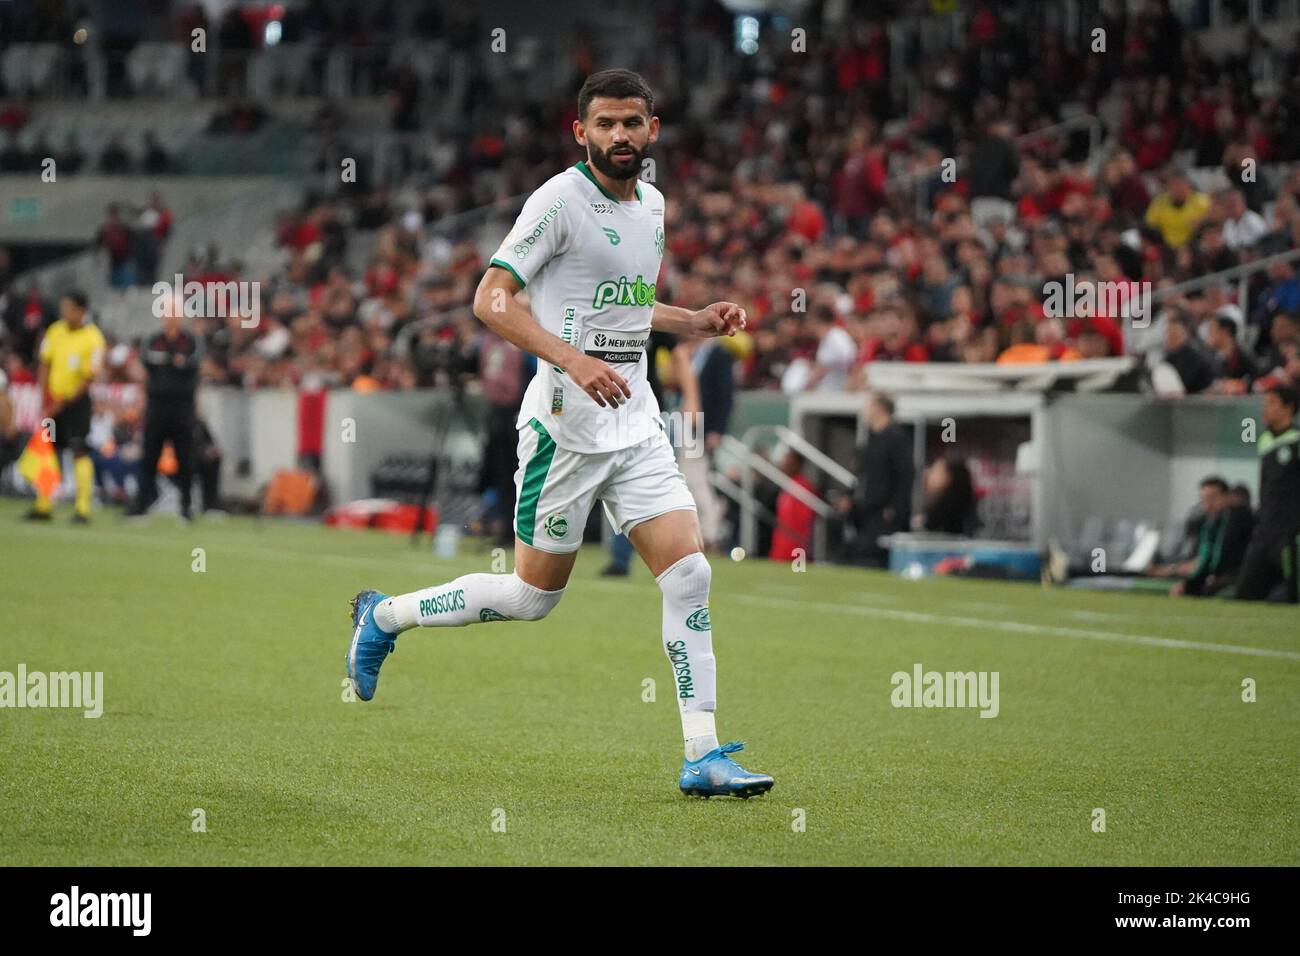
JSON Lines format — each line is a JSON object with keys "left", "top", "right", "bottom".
{"left": 516, "top": 417, "right": 556, "bottom": 546}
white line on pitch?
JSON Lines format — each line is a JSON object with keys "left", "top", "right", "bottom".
{"left": 732, "top": 594, "right": 1300, "bottom": 661}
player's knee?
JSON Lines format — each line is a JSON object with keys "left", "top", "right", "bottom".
{"left": 656, "top": 551, "right": 711, "bottom": 601}
{"left": 509, "top": 573, "right": 565, "bottom": 621}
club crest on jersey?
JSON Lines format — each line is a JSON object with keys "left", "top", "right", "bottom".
{"left": 592, "top": 275, "right": 656, "bottom": 309}
{"left": 544, "top": 514, "right": 569, "bottom": 539}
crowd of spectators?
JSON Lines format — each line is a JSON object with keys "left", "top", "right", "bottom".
{"left": 3, "top": 1, "right": 1300, "bottom": 402}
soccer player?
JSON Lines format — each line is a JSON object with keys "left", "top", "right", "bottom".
{"left": 28, "top": 291, "right": 105, "bottom": 523}
{"left": 345, "top": 69, "right": 773, "bottom": 799}
{"left": 1235, "top": 385, "right": 1300, "bottom": 602}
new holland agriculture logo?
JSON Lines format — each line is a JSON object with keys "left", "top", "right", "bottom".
{"left": 512, "top": 195, "right": 566, "bottom": 259}
{"left": 583, "top": 327, "right": 649, "bottom": 363}
{"left": 544, "top": 514, "right": 569, "bottom": 539}
{"left": 592, "top": 274, "right": 656, "bottom": 309}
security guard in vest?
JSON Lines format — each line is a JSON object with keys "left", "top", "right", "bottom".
{"left": 30, "top": 290, "right": 106, "bottom": 522}
{"left": 1236, "top": 385, "right": 1300, "bottom": 602}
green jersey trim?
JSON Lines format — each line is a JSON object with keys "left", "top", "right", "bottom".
{"left": 1258, "top": 426, "right": 1299, "bottom": 456}
{"left": 489, "top": 257, "right": 527, "bottom": 289}
{"left": 574, "top": 161, "right": 641, "bottom": 204}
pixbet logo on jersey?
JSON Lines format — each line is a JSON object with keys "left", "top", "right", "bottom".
{"left": 592, "top": 274, "right": 656, "bottom": 309}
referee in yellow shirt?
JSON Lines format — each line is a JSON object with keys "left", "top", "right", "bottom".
{"left": 29, "top": 291, "right": 106, "bottom": 522}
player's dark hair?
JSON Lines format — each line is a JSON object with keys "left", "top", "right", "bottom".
{"left": 1232, "top": 483, "right": 1252, "bottom": 505}
{"left": 578, "top": 69, "right": 654, "bottom": 121}
{"left": 872, "top": 393, "right": 895, "bottom": 417}
{"left": 1213, "top": 315, "right": 1238, "bottom": 337}
{"left": 63, "top": 290, "right": 88, "bottom": 310}
{"left": 1267, "top": 383, "right": 1299, "bottom": 413}
{"left": 1199, "top": 475, "right": 1228, "bottom": 493}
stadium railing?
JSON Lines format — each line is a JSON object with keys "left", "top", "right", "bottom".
{"left": 1151, "top": 246, "right": 1300, "bottom": 329}
{"left": 719, "top": 433, "right": 834, "bottom": 562}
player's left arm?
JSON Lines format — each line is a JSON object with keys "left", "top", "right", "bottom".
{"left": 651, "top": 301, "right": 746, "bottom": 339}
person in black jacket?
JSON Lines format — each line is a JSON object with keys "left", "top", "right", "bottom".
{"left": 840, "top": 393, "right": 914, "bottom": 567}
{"left": 129, "top": 303, "right": 200, "bottom": 519}
{"left": 917, "top": 456, "right": 977, "bottom": 536}
{"left": 1163, "top": 314, "right": 1215, "bottom": 394}
{"left": 694, "top": 338, "right": 734, "bottom": 456}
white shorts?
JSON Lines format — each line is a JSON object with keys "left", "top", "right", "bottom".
{"left": 513, "top": 416, "right": 697, "bottom": 554}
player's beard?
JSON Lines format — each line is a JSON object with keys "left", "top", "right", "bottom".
{"left": 588, "top": 141, "right": 646, "bottom": 180}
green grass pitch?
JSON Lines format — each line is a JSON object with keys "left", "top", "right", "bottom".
{"left": 2, "top": 498, "right": 1297, "bottom": 866}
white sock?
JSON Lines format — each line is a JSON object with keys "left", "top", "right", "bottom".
{"left": 682, "top": 711, "right": 719, "bottom": 762}
{"left": 656, "top": 552, "right": 719, "bottom": 760}
{"left": 375, "top": 572, "right": 564, "bottom": 633}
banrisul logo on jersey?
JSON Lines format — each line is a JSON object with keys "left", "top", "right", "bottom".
{"left": 592, "top": 274, "right": 656, "bottom": 309}
{"left": 512, "top": 195, "right": 566, "bottom": 259}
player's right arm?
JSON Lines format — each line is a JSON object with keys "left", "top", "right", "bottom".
{"left": 473, "top": 267, "right": 630, "bottom": 408}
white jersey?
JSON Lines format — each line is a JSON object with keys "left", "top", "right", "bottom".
{"left": 490, "top": 162, "right": 667, "bottom": 453}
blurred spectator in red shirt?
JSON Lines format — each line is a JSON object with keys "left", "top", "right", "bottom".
{"left": 770, "top": 449, "right": 817, "bottom": 562}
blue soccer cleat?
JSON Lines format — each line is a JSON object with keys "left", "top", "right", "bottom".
{"left": 679, "top": 741, "right": 774, "bottom": 799}
{"left": 345, "top": 589, "right": 396, "bottom": 701}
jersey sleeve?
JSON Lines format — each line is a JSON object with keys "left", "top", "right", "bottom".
{"left": 489, "top": 181, "right": 574, "bottom": 288}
